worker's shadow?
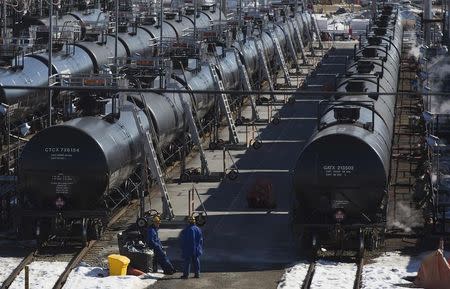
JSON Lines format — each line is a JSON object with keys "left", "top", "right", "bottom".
{"left": 393, "top": 283, "right": 422, "bottom": 288}
{"left": 151, "top": 276, "right": 184, "bottom": 281}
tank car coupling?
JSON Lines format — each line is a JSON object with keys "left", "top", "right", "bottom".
{"left": 334, "top": 209, "right": 346, "bottom": 223}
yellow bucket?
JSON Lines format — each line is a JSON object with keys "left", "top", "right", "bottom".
{"left": 108, "top": 254, "right": 130, "bottom": 276}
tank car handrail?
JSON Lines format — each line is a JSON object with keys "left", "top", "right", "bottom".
{"left": 363, "top": 35, "right": 401, "bottom": 58}
{"left": 317, "top": 100, "right": 376, "bottom": 133}
{"left": 337, "top": 75, "right": 383, "bottom": 93}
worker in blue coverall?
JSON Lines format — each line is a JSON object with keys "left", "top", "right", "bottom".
{"left": 180, "top": 215, "right": 203, "bottom": 279}
{"left": 147, "top": 215, "right": 175, "bottom": 275}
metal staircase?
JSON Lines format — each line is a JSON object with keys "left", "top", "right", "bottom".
{"left": 310, "top": 12, "right": 323, "bottom": 49}
{"left": 300, "top": 14, "right": 313, "bottom": 45}
{"left": 256, "top": 39, "right": 274, "bottom": 91}
{"left": 292, "top": 20, "right": 308, "bottom": 64}
{"left": 234, "top": 50, "right": 260, "bottom": 120}
{"left": 130, "top": 94, "right": 174, "bottom": 220}
{"left": 209, "top": 63, "right": 239, "bottom": 144}
{"left": 270, "top": 30, "right": 292, "bottom": 86}
{"left": 284, "top": 23, "right": 299, "bottom": 65}
{"left": 177, "top": 88, "right": 210, "bottom": 176}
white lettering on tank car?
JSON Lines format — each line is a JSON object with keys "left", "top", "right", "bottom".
{"left": 50, "top": 174, "right": 75, "bottom": 194}
{"left": 44, "top": 147, "right": 80, "bottom": 160}
{"left": 44, "top": 147, "right": 80, "bottom": 153}
{"left": 322, "top": 164, "right": 354, "bottom": 177}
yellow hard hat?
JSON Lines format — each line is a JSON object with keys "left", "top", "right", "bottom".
{"left": 188, "top": 215, "right": 196, "bottom": 224}
{"left": 152, "top": 215, "right": 161, "bottom": 224}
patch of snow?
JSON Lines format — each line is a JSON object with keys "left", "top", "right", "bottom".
{"left": 62, "top": 265, "right": 164, "bottom": 289}
{"left": 9, "top": 261, "right": 68, "bottom": 289}
{"left": 362, "top": 252, "right": 422, "bottom": 289}
{"left": 0, "top": 257, "right": 23, "bottom": 286}
{"left": 277, "top": 262, "right": 309, "bottom": 289}
{"left": 311, "top": 259, "right": 356, "bottom": 289}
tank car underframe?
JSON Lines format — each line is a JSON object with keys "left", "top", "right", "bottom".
{"left": 293, "top": 222, "right": 385, "bottom": 253}
{"left": 291, "top": 191, "right": 388, "bottom": 252}
{"left": 18, "top": 209, "right": 107, "bottom": 246}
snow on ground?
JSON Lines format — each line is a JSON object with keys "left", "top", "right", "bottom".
{"left": 9, "top": 261, "right": 68, "bottom": 289}
{"left": 62, "top": 265, "right": 164, "bottom": 289}
{"left": 0, "top": 257, "right": 23, "bottom": 286}
{"left": 311, "top": 259, "right": 357, "bottom": 289}
{"left": 277, "top": 262, "right": 309, "bottom": 289}
{"left": 361, "top": 252, "right": 422, "bottom": 289}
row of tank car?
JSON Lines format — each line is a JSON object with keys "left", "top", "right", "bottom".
{"left": 0, "top": 4, "right": 312, "bottom": 126}
{"left": 14, "top": 4, "right": 315, "bottom": 243}
{"left": 293, "top": 4, "right": 403, "bottom": 253}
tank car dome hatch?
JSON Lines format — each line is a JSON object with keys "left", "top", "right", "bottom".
{"left": 363, "top": 47, "right": 378, "bottom": 58}
{"left": 357, "top": 61, "right": 375, "bottom": 73}
{"left": 345, "top": 80, "right": 367, "bottom": 92}
{"left": 368, "top": 37, "right": 382, "bottom": 46}
{"left": 374, "top": 27, "right": 387, "bottom": 36}
{"left": 333, "top": 106, "right": 361, "bottom": 123}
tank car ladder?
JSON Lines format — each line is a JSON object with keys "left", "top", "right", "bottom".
{"left": 178, "top": 88, "right": 210, "bottom": 176}
{"left": 283, "top": 23, "right": 299, "bottom": 67}
{"left": 310, "top": 12, "right": 324, "bottom": 49}
{"left": 177, "top": 63, "right": 210, "bottom": 176}
{"left": 292, "top": 20, "right": 308, "bottom": 64}
{"left": 255, "top": 39, "right": 275, "bottom": 92}
{"left": 209, "top": 63, "right": 240, "bottom": 144}
{"left": 299, "top": 14, "right": 315, "bottom": 56}
{"left": 270, "top": 30, "right": 292, "bottom": 86}
{"left": 131, "top": 97, "right": 175, "bottom": 220}
{"left": 233, "top": 49, "right": 260, "bottom": 121}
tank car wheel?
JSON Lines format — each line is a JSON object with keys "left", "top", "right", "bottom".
{"left": 252, "top": 139, "right": 262, "bottom": 150}
{"left": 18, "top": 217, "right": 34, "bottom": 240}
{"left": 35, "top": 220, "right": 49, "bottom": 248}
{"left": 312, "top": 234, "right": 318, "bottom": 250}
{"left": 87, "top": 220, "right": 103, "bottom": 240}
{"left": 299, "top": 232, "right": 317, "bottom": 259}
{"left": 35, "top": 220, "right": 44, "bottom": 247}
{"left": 81, "top": 218, "right": 88, "bottom": 247}
{"left": 358, "top": 228, "right": 365, "bottom": 257}
{"left": 366, "top": 232, "right": 379, "bottom": 250}
{"left": 227, "top": 169, "right": 238, "bottom": 180}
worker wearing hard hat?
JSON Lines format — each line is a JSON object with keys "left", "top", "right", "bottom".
{"left": 147, "top": 215, "right": 175, "bottom": 275}
{"left": 180, "top": 215, "right": 204, "bottom": 279}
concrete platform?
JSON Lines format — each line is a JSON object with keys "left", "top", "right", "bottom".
{"left": 145, "top": 47, "right": 356, "bottom": 288}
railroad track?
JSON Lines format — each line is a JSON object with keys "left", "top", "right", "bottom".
{"left": 301, "top": 250, "right": 365, "bottom": 289}
{"left": 1, "top": 200, "right": 135, "bottom": 289}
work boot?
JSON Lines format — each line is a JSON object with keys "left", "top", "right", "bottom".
{"left": 164, "top": 270, "right": 175, "bottom": 275}
{"left": 181, "top": 275, "right": 188, "bottom": 279}
{"left": 194, "top": 274, "right": 200, "bottom": 278}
